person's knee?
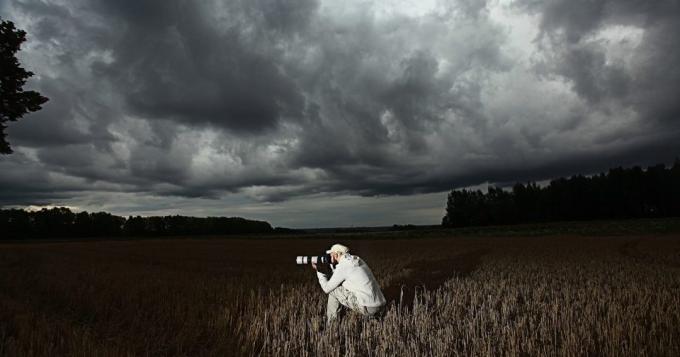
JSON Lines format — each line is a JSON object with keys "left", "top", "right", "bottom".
{"left": 329, "top": 286, "right": 347, "bottom": 299}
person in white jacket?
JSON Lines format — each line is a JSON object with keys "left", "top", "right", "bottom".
{"left": 312, "top": 243, "right": 386, "bottom": 322}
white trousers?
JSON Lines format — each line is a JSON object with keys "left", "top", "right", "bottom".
{"left": 326, "top": 285, "right": 383, "bottom": 322}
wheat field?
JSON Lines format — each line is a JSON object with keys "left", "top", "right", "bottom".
{"left": 1, "top": 233, "right": 679, "bottom": 356}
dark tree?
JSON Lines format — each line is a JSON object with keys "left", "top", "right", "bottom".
{"left": 0, "top": 19, "right": 48, "bottom": 154}
{"left": 442, "top": 161, "right": 680, "bottom": 228}
{"left": 123, "top": 216, "right": 147, "bottom": 236}
{"left": 0, "top": 207, "right": 274, "bottom": 239}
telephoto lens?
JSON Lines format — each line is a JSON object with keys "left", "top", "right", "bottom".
{"left": 295, "top": 253, "right": 331, "bottom": 265}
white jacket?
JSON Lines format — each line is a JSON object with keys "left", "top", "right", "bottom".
{"left": 317, "top": 254, "right": 386, "bottom": 307}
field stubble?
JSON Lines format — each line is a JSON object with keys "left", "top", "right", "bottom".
{"left": 1, "top": 234, "right": 679, "bottom": 356}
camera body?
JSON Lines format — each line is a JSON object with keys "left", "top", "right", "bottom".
{"left": 296, "top": 253, "right": 332, "bottom": 265}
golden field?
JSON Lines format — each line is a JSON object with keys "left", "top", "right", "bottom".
{"left": 1, "top": 231, "right": 679, "bottom": 356}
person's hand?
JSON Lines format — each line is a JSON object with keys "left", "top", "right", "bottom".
{"left": 311, "top": 262, "right": 318, "bottom": 271}
{"left": 316, "top": 263, "right": 332, "bottom": 275}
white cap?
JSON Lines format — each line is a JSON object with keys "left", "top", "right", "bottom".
{"left": 326, "top": 243, "right": 349, "bottom": 254}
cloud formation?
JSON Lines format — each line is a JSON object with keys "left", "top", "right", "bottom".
{"left": 2, "top": 0, "right": 680, "bottom": 227}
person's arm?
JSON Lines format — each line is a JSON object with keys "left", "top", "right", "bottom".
{"left": 317, "top": 266, "right": 345, "bottom": 293}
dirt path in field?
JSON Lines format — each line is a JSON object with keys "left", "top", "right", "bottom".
{"left": 618, "top": 238, "right": 645, "bottom": 261}
{"left": 618, "top": 237, "right": 680, "bottom": 268}
{"left": 382, "top": 247, "right": 491, "bottom": 309}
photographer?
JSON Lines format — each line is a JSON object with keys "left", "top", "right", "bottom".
{"left": 312, "top": 244, "right": 386, "bottom": 323}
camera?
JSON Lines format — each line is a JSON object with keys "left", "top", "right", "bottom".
{"left": 296, "top": 253, "right": 332, "bottom": 265}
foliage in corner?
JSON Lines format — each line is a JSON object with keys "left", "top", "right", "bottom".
{"left": 0, "top": 19, "right": 48, "bottom": 154}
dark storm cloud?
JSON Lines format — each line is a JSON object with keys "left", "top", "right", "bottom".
{"left": 632, "top": 20, "right": 680, "bottom": 125}
{"left": 3, "top": 0, "right": 318, "bottom": 203}
{"left": 534, "top": 42, "right": 631, "bottom": 104}
{"left": 89, "top": 0, "right": 309, "bottom": 133}
{"left": 0, "top": 151, "right": 111, "bottom": 206}
{"left": 9, "top": 87, "right": 91, "bottom": 147}
{"left": 2, "top": 0, "right": 680, "bottom": 222}
{"left": 518, "top": 0, "right": 675, "bottom": 42}
{"left": 520, "top": 0, "right": 680, "bottom": 125}
{"left": 288, "top": 7, "right": 510, "bottom": 184}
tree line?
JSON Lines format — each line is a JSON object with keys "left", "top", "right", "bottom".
{"left": 0, "top": 207, "right": 274, "bottom": 239}
{"left": 442, "top": 161, "right": 680, "bottom": 228}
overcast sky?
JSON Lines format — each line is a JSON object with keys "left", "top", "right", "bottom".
{"left": 1, "top": 0, "right": 679, "bottom": 228}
